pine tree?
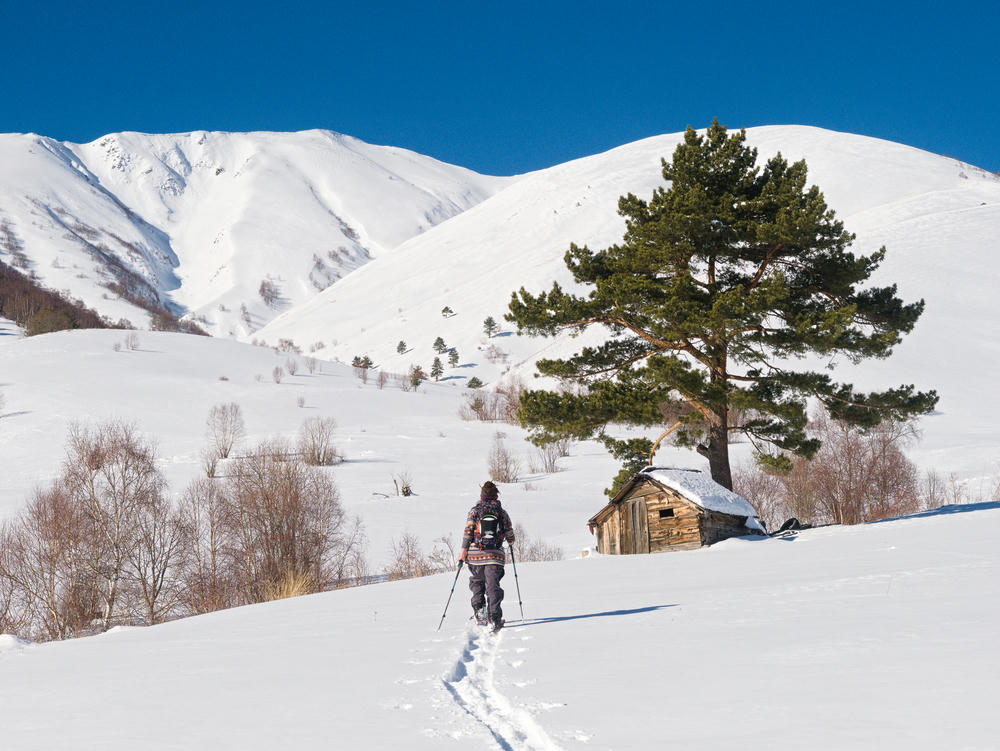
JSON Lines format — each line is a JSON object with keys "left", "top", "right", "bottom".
{"left": 483, "top": 316, "right": 499, "bottom": 337}
{"left": 467, "top": 376, "right": 484, "bottom": 389}
{"left": 448, "top": 349, "right": 460, "bottom": 367}
{"left": 442, "top": 306, "right": 454, "bottom": 317}
{"left": 431, "top": 357, "right": 444, "bottom": 380}
{"left": 433, "top": 336, "right": 447, "bottom": 353}
{"left": 507, "top": 120, "right": 937, "bottom": 494}
{"left": 397, "top": 340, "right": 407, "bottom": 354}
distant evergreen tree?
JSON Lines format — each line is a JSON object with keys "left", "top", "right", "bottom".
{"left": 433, "top": 336, "right": 447, "bottom": 353}
{"left": 467, "top": 376, "right": 484, "bottom": 389}
{"left": 409, "top": 364, "right": 427, "bottom": 389}
{"left": 507, "top": 120, "right": 937, "bottom": 494}
{"left": 442, "top": 306, "right": 454, "bottom": 317}
{"left": 448, "top": 349, "right": 460, "bottom": 367}
{"left": 483, "top": 316, "right": 499, "bottom": 337}
{"left": 397, "top": 340, "right": 407, "bottom": 354}
{"left": 431, "top": 357, "right": 444, "bottom": 380}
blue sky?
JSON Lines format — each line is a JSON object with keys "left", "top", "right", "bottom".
{"left": 2, "top": 0, "right": 996, "bottom": 175}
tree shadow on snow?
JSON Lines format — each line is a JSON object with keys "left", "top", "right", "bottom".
{"left": 506, "top": 604, "right": 676, "bottom": 629}
{"left": 868, "top": 501, "right": 1000, "bottom": 524}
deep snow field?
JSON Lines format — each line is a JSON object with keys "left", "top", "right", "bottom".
{"left": 1, "top": 500, "right": 997, "bottom": 750}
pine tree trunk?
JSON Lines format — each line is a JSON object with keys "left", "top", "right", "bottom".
{"left": 706, "top": 420, "right": 733, "bottom": 490}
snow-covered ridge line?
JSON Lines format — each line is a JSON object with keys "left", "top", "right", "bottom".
{"left": 0, "top": 128, "right": 511, "bottom": 335}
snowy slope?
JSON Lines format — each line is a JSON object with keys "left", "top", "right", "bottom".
{"left": 0, "top": 330, "right": 628, "bottom": 562}
{"left": 0, "top": 130, "right": 509, "bottom": 331}
{"left": 2, "top": 502, "right": 997, "bottom": 750}
{"left": 256, "top": 125, "right": 1000, "bottom": 483}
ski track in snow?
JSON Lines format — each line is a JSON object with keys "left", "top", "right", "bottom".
{"left": 440, "top": 625, "right": 564, "bottom": 751}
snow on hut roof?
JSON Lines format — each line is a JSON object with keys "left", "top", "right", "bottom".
{"left": 640, "top": 467, "right": 765, "bottom": 532}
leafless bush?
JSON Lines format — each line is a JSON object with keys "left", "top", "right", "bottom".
{"left": 277, "top": 338, "right": 301, "bottom": 354}
{"left": 393, "top": 469, "right": 413, "bottom": 496}
{"left": 286, "top": 357, "right": 299, "bottom": 376}
{"left": 272, "top": 366, "right": 284, "bottom": 384}
{"left": 426, "top": 535, "right": 457, "bottom": 572}
{"left": 112, "top": 341, "right": 121, "bottom": 352}
{"left": 206, "top": 403, "right": 245, "bottom": 460}
{"left": 385, "top": 533, "right": 435, "bottom": 580}
{"left": 511, "top": 523, "right": 564, "bottom": 562}
{"left": 297, "top": 395, "right": 306, "bottom": 408}
{"left": 530, "top": 442, "right": 563, "bottom": 474}
{"left": 488, "top": 432, "right": 521, "bottom": 483}
{"left": 735, "top": 410, "right": 922, "bottom": 528}
{"left": 459, "top": 378, "right": 524, "bottom": 424}
{"left": 377, "top": 370, "right": 389, "bottom": 390}
{"left": 124, "top": 331, "right": 140, "bottom": 351}
{"left": 298, "top": 416, "right": 340, "bottom": 465}
{"left": 222, "top": 440, "right": 359, "bottom": 601}
{"left": 306, "top": 357, "right": 318, "bottom": 374}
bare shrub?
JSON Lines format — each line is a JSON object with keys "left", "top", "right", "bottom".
{"left": 488, "top": 432, "right": 520, "bottom": 483}
{"left": 735, "top": 410, "right": 922, "bottom": 528}
{"left": 206, "top": 403, "right": 245, "bottom": 460}
{"left": 297, "top": 395, "right": 306, "bottom": 408}
{"left": 426, "top": 535, "right": 457, "bottom": 572}
{"left": 385, "top": 533, "right": 434, "bottom": 580}
{"left": 512, "top": 523, "right": 564, "bottom": 562}
{"left": 393, "top": 469, "right": 413, "bottom": 496}
{"left": 459, "top": 378, "right": 524, "bottom": 424}
{"left": 286, "top": 357, "right": 299, "bottom": 376}
{"left": 112, "top": 341, "right": 121, "bottom": 352}
{"left": 377, "top": 370, "right": 389, "bottom": 390}
{"left": 222, "top": 440, "right": 359, "bottom": 601}
{"left": 298, "top": 417, "right": 340, "bottom": 466}
{"left": 531, "top": 442, "right": 563, "bottom": 474}
{"left": 124, "top": 331, "right": 140, "bottom": 351}
{"left": 272, "top": 366, "right": 284, "bottom": 384}
{"left": 306, "top": 357, "right": 318, "bottom": 374}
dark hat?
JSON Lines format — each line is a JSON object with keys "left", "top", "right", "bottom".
{"left": 481, "top": 481, "right": 499, "bottom": 499}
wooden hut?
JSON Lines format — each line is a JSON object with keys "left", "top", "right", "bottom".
{"left": 588, "top": 467, "right": 764, "bottom": 554}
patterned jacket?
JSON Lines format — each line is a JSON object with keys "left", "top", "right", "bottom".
{"left": 461, "top": 499, "right": 515, "bottom": 566}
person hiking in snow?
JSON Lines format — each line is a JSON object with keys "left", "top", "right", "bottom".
{"left": 458, "top": 481, "right": 516, "bottom": 632}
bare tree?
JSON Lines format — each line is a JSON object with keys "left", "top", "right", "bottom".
{"left": 286, "top": 357, "right": 299, "bottom": 376}
{"left": 385, "top": 533, "right": 433, "bottom": 580}
{"left": 259, "top": 279, "right": 280, "bottom": 308}
{"left": 62, "top": 421, "right": 166, "bottom": 632}
{"left": 298, "top": 416, "right": 340, "bottom": 466}
{"left": 128, "top": 494, "right": 184, "bottom": 625}
{"left": 206, "top": 403, "right": 245, "bottom": 459}
{"left": 0, "top": 485, "right": 93, "bottom": 640}
{"left": 177, "top": 479, "right": 232, "bottom": 615}
{"left": 272, "top": 366, "right": 284, "bottom": 384}
{"left": 487, "top": 432, "right": 520, "bottom": 483}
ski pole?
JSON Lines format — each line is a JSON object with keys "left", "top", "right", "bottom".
{"left": 437, "top": 561, "right": 464, "bottom": 631}
{"left": 509, "top": 543, "right": 524, "bottom": 621}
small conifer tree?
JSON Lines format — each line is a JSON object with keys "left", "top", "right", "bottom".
{"left": 431, "top": 357, "right": 444, "bottom": 380}
{"left": 397, "top": 340, "right": 407, "bottom": 354}
{"left": 483, "top": 317, "right": 499, "bottom": 338}
{"left": 433, "top": 336, "right": 447, "bottom": 353}
{"left": 448, "top": 349, "right": 460, "bottom": 367}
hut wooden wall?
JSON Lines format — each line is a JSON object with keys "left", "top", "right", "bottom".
{"left": 593, "top": 478, "right": 753, "bottom": 554}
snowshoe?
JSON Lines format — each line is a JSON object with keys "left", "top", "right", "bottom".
{"left": 489, "top": 618, "right": 504, "bottom": 634}
{"left": 474, "top": 606, "right": 488, "bottom": 626}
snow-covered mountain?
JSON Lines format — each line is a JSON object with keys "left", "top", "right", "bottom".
{"left": 256, "top": 125, "right": 1000, "bottom": 482}
{"left": 0, "top": 130, "right": 509, "bottom": 331}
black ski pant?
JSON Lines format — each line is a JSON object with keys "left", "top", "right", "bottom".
{"left": 468, "top": 563, "right": 505, "bottom": 622}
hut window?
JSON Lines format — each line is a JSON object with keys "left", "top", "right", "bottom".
{"left": 659, "top": 508, "right": 674, "bottom": 518}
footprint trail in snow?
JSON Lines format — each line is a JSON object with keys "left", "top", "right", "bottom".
{"left": 441, "top": 625, "right": 564, "bottom": 751}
